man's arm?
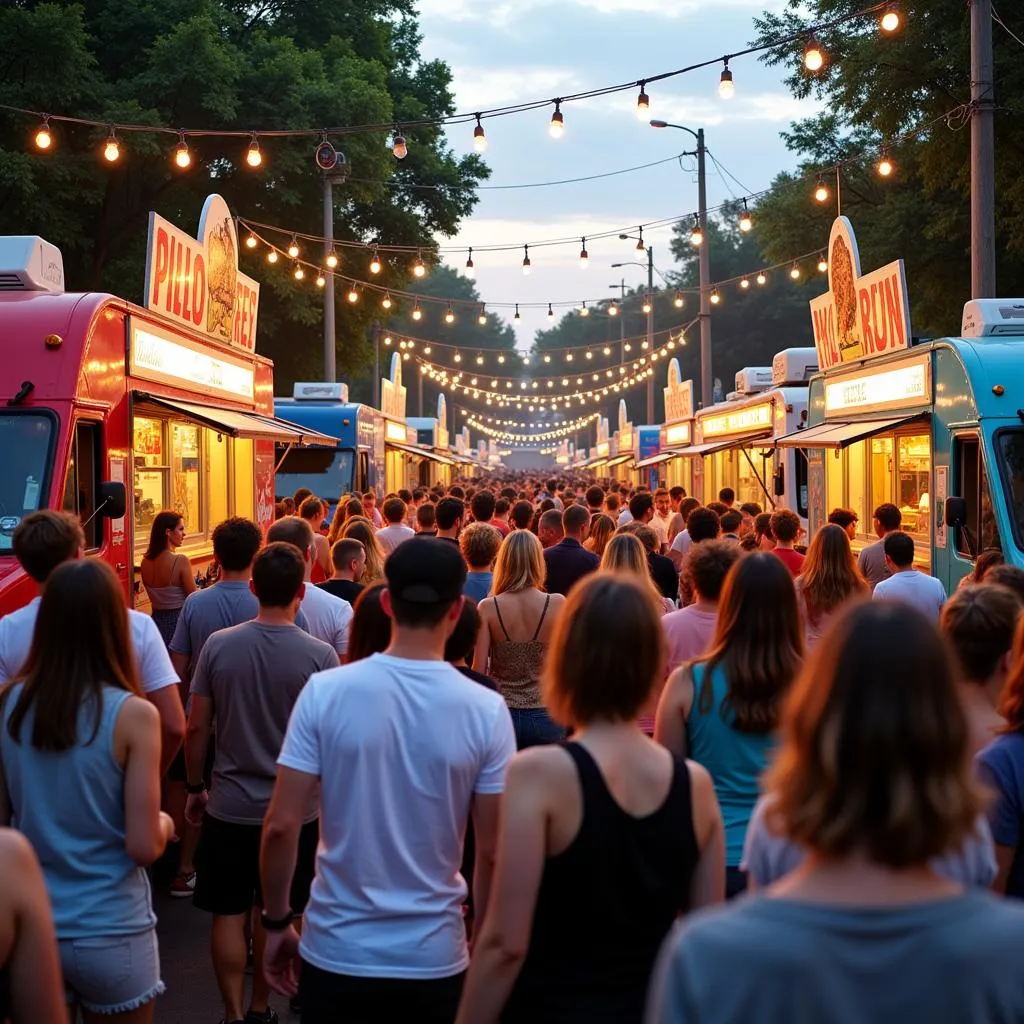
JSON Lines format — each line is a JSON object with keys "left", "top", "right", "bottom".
{"left": 260, "top": 766, "right": 320, "bottom": 919}
{"left": 149, "top": 685, "right": 186, "bottom": 775}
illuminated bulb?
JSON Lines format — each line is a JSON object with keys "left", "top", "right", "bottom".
{"left": 580, "top": 302, "right": 589, "bottom": 317}
{"left": 381, "top": 293, "right": 393, "bottom": 310}
{"left": 738, "top": 201, "right": 753, "bottom": 232}
{"left": 411, "top": 303, "right": 422, "bottom": 321}
{"left": 877, "top": 154, "right": 894, "bottom": 177}
{"left": 673, "top": 290, "right": 685, "bottom": 308}
{"left": 817, "top": 255, "right": 829, "bottom": 273}
{"left": 566, "top": 352, "right": 574, "bottom": 362}
{"left": 804, "top": 37, "right": 825, "bottom": 72}
{"left": 689, "top": 215, "right": 703, "bottom": 246}
{"left": 34, "top": 120, "right": 52, "bottom": 150}
{"left": 267, "top": 250, "right": 279, "bottom": 264}
{"left": 102, "top": 131, "right": 120, "bottom": 163}
{"left": 245, "top": 232, "right": 258, "bottom": 250}
{"left": 756, "top": 272, "right": 767, "bottom": 285}
{"left": 285, "top": 237, "right": 298, "bottom": 259}
{"left": 636, "top": 232, "right": 645, "bottom": 253}
{"left": 477, "top": 306, "right": 487, "bottom": 326}
{"left": 790, "top": 263, "right": 801, "bottom": 280}
{"left": 547, "top": 304, "right": 555, "bottom": 319}
{"left": 498, "top": 354, "right": 506, "bottom": 363}
{"left": 465, "top": 248, "right": 475, "bottom": 278}
{"left": 642, "top": 296, "right": 652, "bottom": 314}
{"left": 245, "top": 136, "right": 263, "bottom": 168}
{"left": 636, "top": 83, "right": 650, "bottom": 119}
{"left": 579, "top": 238, "right": 589, "bottom": 268}
{"left": 522, "top": 245, "right": 531, "bottom": 275}
{"left": 423, "top": 346, "right": 431, "bottom": 354}
{"left": 174, "top": 137, "right": 192, "bottom": 169}
{"left": 740, "top": 277, "right": 750, "bottom": 289}
{"left": 585, "top": 350, "right": 593, "bottom": 360}
{"left": 719, "top": 62, "right": 735, "bottom": 99}
{"left": 603, "top": 346, "right": 611, "bottom": 355}
{"left": 476, "top": 354, "right": 484, "bottom": 365}
{"left": 347, "top": 285, "right": 359, "bottom": 303}
{"left": 492, "top": 379, "right": 499, "bottom": 387}
{"left": 326, "top": 249, "right": 338, "bottom": 269}
{"left": 880, "top": 4, "right": 901, "bottom": 33}
{"left": 473, "top": 116, "right": 488, "bottom": 153}
{"left": 413, "top": 252, "right": 426, "bottom": 278}
{"left": 369, "top": 249, "right": 382, "bottom": 274}
{"left": 814, "top": 177, "right": 830, "bottom": 203}
{"left": 445, "top": 305, "right": 456, "bottom": 324}
{"left": 609, "top": 302, "right": 619, "bottom": 317}
{"left": 454, "top": 351, "right": 462, "bottom": 362}
{"left": 293, "top": 263, "right": 304, "bottom": 281}
{"left": 383, "top": 335, "right": 393, "bottom": 346}
{"left": 549, "top": 101, "right": 564, "bottom": 139}
{"left": 710, "top": 289, "right": 721, "bottom": 305}
{"left": 544, "top": 354, "right": 551, "bottom": 363}
{"left": 392, "top": 134, "right": 408, "bottom": 160}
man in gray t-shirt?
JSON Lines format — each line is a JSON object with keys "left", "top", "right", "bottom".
{"left": 183, "top": 542, "right": 338, "bottom": 1024}
{"left": 857, "top": 502, "right": 903, "bottom": 591}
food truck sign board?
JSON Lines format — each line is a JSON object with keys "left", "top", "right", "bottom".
{"left": 144, "top": 194, "right": 260, "bottom": 352}
{"left": 663, "top": 358, "right": 694, "bottom": 424}
{"left": 809, "top": 217, "right": 911, "bottom": 372}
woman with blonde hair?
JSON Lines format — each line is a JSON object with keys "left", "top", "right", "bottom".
{"left": 456, "top": 574, "right": 724, "bottom": 1024}
{"left": 602, "top": 532, "right": 674, "bottom": 614}
{"left": 795, "top": 523, "right": 867, "bottom": 649}
{"left": 339, "top": 518, "right": 385, "bottom": 585}
{"left": 584, "top": 513, "right": 615, "bottom": 560}
{"left": 475, "top": 530, "right": 566, "bottom": 748}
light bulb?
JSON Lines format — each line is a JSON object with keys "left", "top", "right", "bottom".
{"left": 465, "top": 248, "right": 475, "bottom": 278}
{"left": 411, "top": 303, "right": 422, "bottom": 321}
{"left": 347, "top": 285, "right": 359, "bottom": 303}
{"left": 814, "top": 178, "right": 830, "bottom": 203}
{"left": 549, "top": 102, "right": 564, "bottom": 139}
{"left": 392, "top": 134, "right": 408, "bottom": 160}
{"left": 245, "top": 233, "right": 258, "bottom": 250}
{"left": 514, "top": 305, "right": 521, "bottom": 320}
{"left": 174, "top": 137, "right": 192, "bottom": 169}
{"left": 424, "top": 346, "right": 431, "bottom": 354}
{"left": 315, "top": 274, "right": 326, "bottom": 288}
{"left": 413, "top": 252, "right": 426, "bottom": 278}
{"left": 454, "top": 351, "right": 462, "bottom": 362}
{"left": 580, "top": 302, "right": 589, "bottom": 317}
{"left": 740, "top": 278, "right": 750, "bottom": 289}
{"left": 789, "top": 263, "right": 801, "bottom": 280}
{"left": 609, "top": 302, "right": 619, "bottom": 317}
{"left": 636, "top": 85, "right": 650, "bottom": 119}
{"left": 381, "top": 293, "right": 393, "bottom": 309}
{"left": 476, "top": 354, "right": 484, "bottom": 365}
{"left": 579, "top": 238, "right": 589, "bottom": 268}
{"left": 369, "top": 250, "right": 382, "bottom": 274}
{"left": 673, "top": 290, "right": 684, "bottom": 308}
{"left": 603, "top": 346, "right": 611, "bottom": 355}
{"left": 880, "top": 4, "right": 901, "bottom": 33}
{"left": 585, "top": 350, "right": 593, "bottom": 360}
{"left": 245, "top": 136, "right": 263, "bottom": 168}
{"left": 877, "top": 154, "right": 894, "bottom": 177}
{"left": 287, "top": 237, "right": 300, "bottom": 259}
{"left": 739, "top": 201, "right": 753, "bottom": 232}
{"left": 478, "top": 306, "right": 487, "bottom": 326}
{"left": 756, "top": 272, "right": 767, "bottom": 285}
{"left": 326, "top": 249, "right": 338, "bottom": 269}
{"left": 566, "top": 352, "right": 574, "bottom": 362}
{"left": 522, "top": 245, "right": 531, "bottom": 275}
{"left": 547, "top": 304, "right": 555, "bottom": 319}
{"left": 719, "top": 64, "right": 735, "bottom": 100}
{"left": 498, "top": 354, "right": 505, "bottom": 363}
{"left": 383, "top": 335, "right": 393, "bottom": 346}
{"left": 445, "top": 306, "right": 456, "bottom": 324}
{"left": 103, "top": 132, "right": 120, "bottom": 163}
{"left": 690, "top": 215, "right": 704, "bottom": 246}
{"left": 804, "top": 38, "right": 825, "bottom": 72}
{"left": 624, "top": 342, "right": 631, "bottom": 352}
{"left": 34, "top": 121, "right": 52, "bottom": 150}
{"left": 544, "top": 354, "right": 552, "bottom": 363}
{"left": 817, "top": 255, "right": 829, "bottom": 273}
{"left": 710, "top": 289, "right": 721, "bottom": 305}
{"left": 267, "top": 250, "right": 278, "bottom": 264}
{"left": 293, "top": 263, "right": 304, "bottom": 280}
{"left": 473, "top": 117, "right": 488, "bottom": 153}
{"left": 642, "top": 297, "right": 652, "bottom": 314}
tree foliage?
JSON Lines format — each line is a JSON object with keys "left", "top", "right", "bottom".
{"left": 0, "top": 0, "right": 487, "bottom": 384}
{"left": 751, "top": 0, "right": 1024, "bottom": 335}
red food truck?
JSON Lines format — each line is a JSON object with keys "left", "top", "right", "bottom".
{"left": 0, "top": 194, "right": 334, "bottom": 616}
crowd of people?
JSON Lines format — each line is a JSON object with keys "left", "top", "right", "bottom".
{"left": 1, "top": 472, "right": 1024, "bottom": 1022}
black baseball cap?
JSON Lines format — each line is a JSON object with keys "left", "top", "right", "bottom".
{"left": 385, "top": 536, "right": 467, "bottom": 604}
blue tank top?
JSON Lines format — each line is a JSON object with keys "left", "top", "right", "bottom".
{"left": 687, "top": 662, "right": 776, "bottom": 868}
{"left": 0, "top": 684, "right": 155, "bottom": 939}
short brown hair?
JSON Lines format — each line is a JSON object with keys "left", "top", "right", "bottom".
{"left": 298, "top": 496, "right": 323, "bottom": 520}
{"left": 382, "top": 497, "right": 407, "bottom": 524}
{"left": 12, "top": 510, "right": 84, "bottom": 583}
{"left": 459, "top": 522, "right": 501, "bottom": 571}
{"left": 562, "top": 503, "right": 590, "bottom": 535}
{"left": 266, "top": 515, "right": 314, "bottom": 555}
{"left": 941, "top": 584, "right": 1021, "bottom": 683}
{"left": 330, "top": 537, "right": 365, "bottom": 572}
{"left": 511, "top": 500, "right": 534, "bottom": 530}
{"left": 770, "top": 508, "right": 801, "bottom": 543}
{"left": 983, "top": 565, "right": 1024, "bottom": 606}
{"left": 416, "top": 502, "right": 436, "bottom": 529}
{"left": 684, "top": 539, "right": 742, "bottom": 602}
{"left": 767, "top": 601, "right": 982, "bottom": 867}
{"left": 544, "top": 573, "right": 665, "bottom": 727}
{"left": 632, "top": 523, "right": 659, "bottom": 553}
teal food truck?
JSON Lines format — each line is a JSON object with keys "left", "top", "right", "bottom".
{"left": 775, "top": 216, "right": 1024, "bottom": 592}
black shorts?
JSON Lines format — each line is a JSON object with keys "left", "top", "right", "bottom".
{"left": 165, "top": 736, "right": 216, "bottom": 784}
{"left": 193, "top": 814, "right": 318, "bottom": 917}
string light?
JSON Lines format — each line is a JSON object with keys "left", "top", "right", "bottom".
{"left": 635, "top": 228, "right": 645, "bottom": 253}
{"left": 454, "top": 350, "right": 462, "bottom": 362}
{"left": 673, "top": 290, "right": 685, "bottom": 308}
{"left": 465, "top": 248, "right": 475, "bottom": 279}
{"left": 817, "top": 253, "right": 829, "bottom": 273}
{"left": 347, "top": 284, "right": 359, "bottom": 302}
{"left": 369, "top": 248, "right": 382, "bottom": 274}
{"left": 173, "top": 134, "right": 192, "bottom": 169}
{"left": 498, "top": 354, "right": 506, "bottom": 363}
{"left": 756, "top": 271, "right": 767, "bottom": 285}
{"left": 293, "top": 263, "right": 304, "bottom": 281}
{"left": 514, "top": 304, "right": 521, "bottom": 320}
{"left": 580, "top": 302, "right": 589, "bottom": 317}
{"left": 579, "top": 238, "right": 589, "bottom": 269}
{"left": 566, "top": 352, "right": 574, "bottom": 362}
{"left": 473, "top": 115, "right": 488, "bottom": 152}
{"left": 719, "top": 60, "right": 735, "bottom": 99}
{"left": 383, "top": 335, "right": 393, "bottom": 346}
{"left": 34, "top": 119, "right": 52, "bottom": 150}
{"left": 642, "top": 294, "right": 652, "bottom": 314}
{"left": 880, "top": 3, "right": 901, "bottom": 33}
{"left": 789, "top": 262, "right": 802, "bottom": 280}
{"left": 477, "top": 305, "right": 487, "bottom": 326}
{"left": 382, "top": 292, "right": 393, "bottom": 309}
{"left": 413, "top": 251, "right": 427, "bottom": 278}
{"left": 326, "top": 249, "right": 339, "bottom": 269}
{"left": 412, "top": 303, "right": 423, "bottom": 321}
{"left": 245, "top": 134, "right": 263, "bottom": 168}
{"left": 287, "top": 236, "right": 300, "bottom": 259}
{"left": 804, "top": 36, "right": 825, "bottom": 71}
{"left": 710, "top": 288, "right": 721, "bottom": 305}
{"left": 609, "top": 302, "right": 619, "bottom": 317}
{"left": 549, "top": 101, "right": 565, "bottom": 139}
{"left": 476, "top": 353, "right": 485, "bottom": 365}
{"left": 814, "top": 176, "right": 830, "bottom": 203}
{"left": 740, "top": 277, "right": 750, "bottom": 289}
{"left": 392, "top": 131, "right": 408, "bottom": 160}
{"left": 522, "top": 244, "right": 531, "bottom": 275}
{"left": 689, "top": 215, "right": 703, "bottom": 246}
{"left": 585, "top": 349, "right": 594, "bottom": 360}
{"left": 636, "top": 83, "right": 650, "bottom": 119}
{"left": 877, "top": 151, "right": 894, "bottom": 177}
{"left": 266, "top": 249, "right": 278, "bottom": 264}
{"left": 547, "top": 303, "right": 555, "bottom": 319}
{"left": 738, "top": 199, "right": 753, "bottom": 233}
{"left": 245, "top": 232, "right": 258, "bottom": 250}
{"left": 445, "top": 305, "right": 456, "bottom": 324}
{"left": 543, "top": 354, "right": 552, "bottom": 363}
{"left": 102, "top": 128, "right": 120, "bottom": 163}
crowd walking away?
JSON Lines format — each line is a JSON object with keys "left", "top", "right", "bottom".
{"left": 5, "top": 471, "right": 1024, "bottom": 1022}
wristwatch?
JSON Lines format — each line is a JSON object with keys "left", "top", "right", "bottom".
{"left": 260, "top": 908, "right": 295, "bottom": 932}
{"left": 185, "top": 782, "right": 206, "bottom": 795}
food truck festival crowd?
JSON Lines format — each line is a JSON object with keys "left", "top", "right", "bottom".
{"left": 5, "top": 460, "right": 1024, "bottom": 1023}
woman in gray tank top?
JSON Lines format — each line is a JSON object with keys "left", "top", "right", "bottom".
{"left": 0, "top": 559, "right": 174, "bottom": 1022}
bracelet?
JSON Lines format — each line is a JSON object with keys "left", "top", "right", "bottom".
{"left": 260, "top": 908, "right": 295, "bottom": 932}
{"left": 185, "top": 782, "right": 206, "bottom": 795}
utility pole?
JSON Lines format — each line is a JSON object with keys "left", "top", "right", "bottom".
{"left": 696, "top": 128, "right": 712, "bottom": 410}
{"left": 371, "top": 323, "right": 381, "bottom": 409}
{"left": 418, "top": 370, "right": 424, "bottom": 416}
{"left": 970, "top": 0, "right": 996, "bottom": 297}
{"left": 646, "top": 247, "right": 655, "bottom": 423}
{"left": 321, "top": 154, "right": 348, "bottom": 382}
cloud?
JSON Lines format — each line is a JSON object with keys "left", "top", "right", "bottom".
{"left": 606, "top": 90, "right": 825, "bottom": 127}
{"left": 447, "top": 67, "right": 587, "bottom": 110}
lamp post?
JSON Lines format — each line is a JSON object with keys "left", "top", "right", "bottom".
{"left": 609, "top": 278, "right": 627, "bottom": 361}
{"left": 650, "top": 120, "right": 711, "bottom": 409}
{"left": 321, "top": 155, "right": 349, "bottom": 382}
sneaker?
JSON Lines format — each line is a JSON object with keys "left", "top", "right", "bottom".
{"left": 244, "top": 1010, "right": 279, "bottom": 1024}
{"left": 169, "top": 870, "right": 196, "bottom": 898}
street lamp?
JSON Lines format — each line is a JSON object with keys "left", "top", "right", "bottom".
{"left": 319, "top": 148, "right": 349, "bottom": 382}
{"left": 615, "top": 241, "right": 656, "bottom": 423}
{"left": 650, "top": 119, "right": 712, "bottom": 409}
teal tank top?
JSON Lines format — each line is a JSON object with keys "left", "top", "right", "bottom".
{"left": 687, "top": 662, "right": 776, "bottom": 868}
{"left": 0, "top": 684, "right": 155, "bottom": 939}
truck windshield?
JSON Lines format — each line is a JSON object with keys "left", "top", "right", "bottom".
{"left": 276, "top": 447, "right": 355, "bottom": 503}
{"left": 0, "top": 412, "right": 55, "bottom": 552}
{"left": 996, "top": 429, "right": 1024, "bottom": 550}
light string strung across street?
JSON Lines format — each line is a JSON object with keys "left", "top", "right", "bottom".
{"left": 455, "top": 407, "right": 602, "bottom": 430}
{"left": 463, "top": 412, "right": 600, "bottom": 443}
{"left": 8, "top": 2, "right": 901, "bottom": 166}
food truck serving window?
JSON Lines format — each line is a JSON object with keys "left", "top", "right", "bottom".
{"left": 276, "top": 448, "right": 356, "bottom": 502}
{"left": 61, "top": 421, "right": 102, "bottom": 552}
{"left": 0, "top": 411, "right": 57, "bottom": 553}
{"left": 995, "top": 430, "right": 1024, "bottom": 551}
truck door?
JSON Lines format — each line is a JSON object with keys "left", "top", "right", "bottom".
{"left": 948, "top": 433, "right": 1000, "bottom": 589}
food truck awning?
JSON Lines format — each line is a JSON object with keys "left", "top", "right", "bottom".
{"left": 635, "top": 450, "right": 681, "bottom": 469}
{"left": 135, "top": 393, "right": 338, "bottom": 446}
{"left": 605, "top": 455, "right": 633, "bottom": 468}
{"left": 672, "top": 431, "right": 773, "bottom": 458}
{"left": 774, "top": 414, "right": 926, "bottom": 450}
{"left": 386, "top": 441, "right": 456, "bottom": 466}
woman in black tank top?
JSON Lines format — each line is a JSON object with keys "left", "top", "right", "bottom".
{"left": 455, "top": 574, "right": 725, "bottom": 1024}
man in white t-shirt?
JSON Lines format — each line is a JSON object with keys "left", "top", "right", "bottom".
{"left": 651, "top": 487, "right": 673, "bottom": 551}
{"left": 0, "top": 511, "right": 184, "bottom": 772}
{"left": 267, "top": 516, "right": 352, "bottom": 657}
{"left": 375, "top": 496, "right": 415, "bottom": 555}
{"left": 260, "top": 537, "right": 515, "bottom": 1022}
{"left": 873, "top": 531, "right": 947, "bottom": 623}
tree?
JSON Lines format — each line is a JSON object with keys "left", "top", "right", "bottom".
{"left": 0, "top": 0, "right": 486, "bottom": 385}
{"left": 751, "top": 0, "right": 1024, "bottom": 335}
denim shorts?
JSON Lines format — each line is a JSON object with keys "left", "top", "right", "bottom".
{"left": 59, "top": 928, "right": 165, "bottom": 1014}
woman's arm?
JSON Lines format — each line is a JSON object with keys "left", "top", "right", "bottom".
{"left": 654, "top": 665, "right": 695, "bottom": 758}
{"left": 314, "top": 535, "right": 331, "bottom": 578}
{"left": 473, "top": 600, "right": 494, "bottom": 674}
{"left": 685, "top": 761, "right": 725, "bottom": 909}
{"left": 455, "top": 752, "right": 552, "bottom": 1024}
{"left": 116, "top": 697, "right": 174, "bottom": 865}
{"left": 178, "top": 554, "right": 198, "bottom": 596}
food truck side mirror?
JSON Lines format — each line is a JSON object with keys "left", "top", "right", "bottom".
{"left": 98, "top": 481, "right": 127, "bottom": 521}
{"left": 773, "top": 467, "right": 785, "bottom": 497}
{"left": 944, "top": 496, "right": 968, "bottom": 529}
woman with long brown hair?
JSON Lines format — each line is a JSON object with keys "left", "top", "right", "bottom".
{"left": 795, "top": 523, "right": 867, "bottom": 648}
{"left": 650, "top": 601, "right": 1024, "bottom": 1024}
{"left": 655, "top": 552, "right": 802, "bottom": 897}
{"left": 456, "top": 575, "right": 723, "bottom": 1024}
{"left": 584, "top": 513, "right": 615, "bottom": 560}
{"left": 601, "top": 532, "right": 674, "bottom": 613}
{"left": 139, "top": 510, "right": 196, "bottom": 646}
{"left": 344, "top": 582, "right": 391, "bottom": 663}
{"left": 0, "top": 559, "right": 174, "bottom": 1021}
{"left": 340, "top": 518, "right": 386, "bottom": 585}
